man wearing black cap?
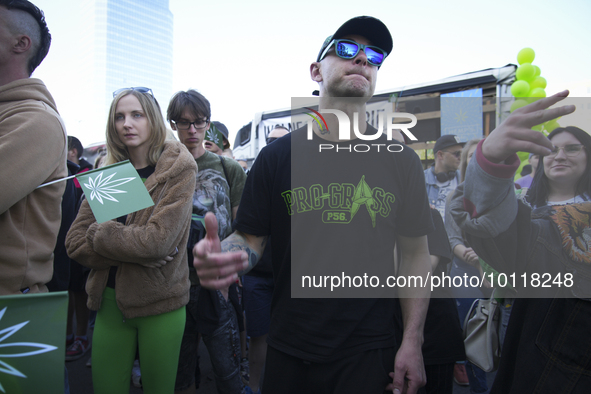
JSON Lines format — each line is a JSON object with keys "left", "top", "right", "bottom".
{"left": 193, "top": 16, "right": 433, "bottom": 394}
{"left": 425, "top": 134, "right": 463, "bottom": 221}
{"left": 205, "top": 120, "right": 233, "bottom": 158}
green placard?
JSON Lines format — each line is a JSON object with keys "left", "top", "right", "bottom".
{"left": 77, "top": 160, "right": 154, "bottom": 223}
{"left": 0, "top": 292, "right": 68, "bottom": 393}
{"left": 204, "top": 123, "right": 225, "bottom": 150}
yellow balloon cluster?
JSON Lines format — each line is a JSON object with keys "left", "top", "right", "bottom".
{"left": 510, "top": 47, "right": 558, "bottom": 136}
{"left": 511, "top": 48, "right": 547, "bottom": 99}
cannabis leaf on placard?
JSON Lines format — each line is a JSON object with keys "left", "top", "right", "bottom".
{"left": 0, "top": 307, "right": 57, "bottom": 393}
{"left": 206, "top": 128, "right": 221, "bottom": 147}
{"left": 83, "top": 171, "right": 135, "bottom": 205}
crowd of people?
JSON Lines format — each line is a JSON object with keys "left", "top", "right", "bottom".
{"left": 1, "top": 1, "right": 589, "bottom": 394}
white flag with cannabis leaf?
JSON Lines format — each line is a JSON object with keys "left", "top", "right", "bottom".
{"left": 77, "top": 160, "right": 154, "bottom": 223}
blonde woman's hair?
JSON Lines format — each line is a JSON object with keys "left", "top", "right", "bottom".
{"left": 459, "top": 139, "right": 482, "bottom": 183}
{"left": 104, "top": 90, "right": 166, "bottom": 166}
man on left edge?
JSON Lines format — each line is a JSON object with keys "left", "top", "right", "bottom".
{"left": 0, "top": 0, "right": 67, "bottom": 294}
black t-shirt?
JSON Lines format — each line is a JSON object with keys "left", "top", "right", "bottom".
{"left": 235, "top": 125, "right": 434, "bottom": 362}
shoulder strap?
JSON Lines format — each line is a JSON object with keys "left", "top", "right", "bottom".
{"left": 219, "top": 156, "right": 231, "bottom": 194}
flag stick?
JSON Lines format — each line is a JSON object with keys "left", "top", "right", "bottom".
{"left": 36, "top": 174, "right": 76, "bottom": 189}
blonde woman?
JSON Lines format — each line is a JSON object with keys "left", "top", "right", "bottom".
{"left": 66, "top": 87, "right": 196, "bottom": 393}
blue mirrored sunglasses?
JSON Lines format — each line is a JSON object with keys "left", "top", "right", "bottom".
{"left": 113, "top": 87, "right": 154, "bottom": 98}
{"left": 319, "top": 39, "right": 387, "bottom": 67}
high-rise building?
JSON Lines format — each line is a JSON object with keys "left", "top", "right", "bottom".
{"left": 79, "top": 0, "right": 173, "bottom": 140}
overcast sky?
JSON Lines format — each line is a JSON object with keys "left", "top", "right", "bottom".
{"left": 32, "top": 0, "right": 591, "bottom": 147}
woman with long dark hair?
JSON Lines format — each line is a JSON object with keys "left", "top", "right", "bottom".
{"left": 525, "top": 126, "right": 591, "bottom": 207}
{"left": 451, "top": 92, "right": 591, "bottom": 393}
{"left": 66, "top": 87, "right": 197, "bottom": 393}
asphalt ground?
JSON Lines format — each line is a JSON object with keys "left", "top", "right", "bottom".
{"left": 66, "top": 327, "right": 495, "bottom": 393}
{"left": 65, "top": 327, "right": 217, "bottom": 394}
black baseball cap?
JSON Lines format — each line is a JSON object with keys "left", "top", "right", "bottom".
{"left": 316, "top": 16, "right": 393, "bottom": 62}
{"left": 211, "top": 121, "right": 229, "bottom": 140}
{"left": 433, "top": 135, "right": 464, "bottom": 154}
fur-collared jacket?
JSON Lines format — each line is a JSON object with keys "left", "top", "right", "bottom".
{"left": 66, "top": 140, "right": 197, "bottom": 319}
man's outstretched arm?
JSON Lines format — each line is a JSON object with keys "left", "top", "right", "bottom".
{"left": 193, "top": 212, "right": 268, "bottom": 289}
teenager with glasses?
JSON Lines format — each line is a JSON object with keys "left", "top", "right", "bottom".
{"left": 450, "top": 94, "right": 591, "bottom": 393}
{"left": 167, "top": 89, "right": 247, "bottom": 394}
{"left": 66, "top": 87, "right": 197, "bottom": 393}
{"left": 192, "top": 16, "right": 434, "bottom": 394}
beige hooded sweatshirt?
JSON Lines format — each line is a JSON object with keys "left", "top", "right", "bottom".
{"left": 0, "top": 78, "right": 67, "bottom": 294}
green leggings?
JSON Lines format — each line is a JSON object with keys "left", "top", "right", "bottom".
{"left": 92, "top": 287, "right": 185, "bottom": 394}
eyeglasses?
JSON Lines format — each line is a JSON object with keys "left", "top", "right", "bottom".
{"left": 171, "top": 119, "right": 209, "bottom": 131}
{"left": 548, "top": 144, "right": 586, "bottom": 157}
{"left": 319, "top": 39, "right": 387, "bottom": 67}
{"left": 113, "top": 87, "right": 154, "bottom": 98}
{"left": 442, "top": 150, "right": 462, "bottom": 158}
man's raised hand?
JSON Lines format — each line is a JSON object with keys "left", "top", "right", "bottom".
{"left": 193, "top": 212, "right": 248, "bottom": 289}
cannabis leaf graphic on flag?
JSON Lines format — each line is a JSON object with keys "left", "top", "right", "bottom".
{"left": 83, "top": 171, "right": 135, "bottom": 205}
{"left": 0, "top": 307, "right": 57, "bottom": 393}
{"left": 206, "top": 128, "right": 221, "bottom": 147}
{"left": 76, "top": 161, "right": 154, "bottom": 223}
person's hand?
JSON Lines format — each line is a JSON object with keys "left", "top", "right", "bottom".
{"left": 386, "top": 339, "right": 426, "bottom": 394}
{"left": 482, "top": 90, "right": 576, "bottom": 163}
{"left": 193, "top": 212, "right": 248, "bottom": 289}
{"left": 142, "top": 247, "right": 178, "bottom": 268}
{"left": 463, "top": 247, "right": 480, "bottom": 266}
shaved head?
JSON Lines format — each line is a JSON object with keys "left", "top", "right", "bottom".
{"left": 269, "top": 126, "right": 289, "bottom": 139}
{"left": 6, "top": 7, "right": 40, "bottom": 39}
{"left": 0, "top": 0, "right": 51, "bottom": 75}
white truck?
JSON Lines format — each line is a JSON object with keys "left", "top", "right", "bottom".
{"left": 233, "top": 64, "right": 517, "bottom": 167}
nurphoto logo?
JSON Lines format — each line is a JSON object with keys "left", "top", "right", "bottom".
{"left": 305, "top": 109, "right": 418, "bottom": 153}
